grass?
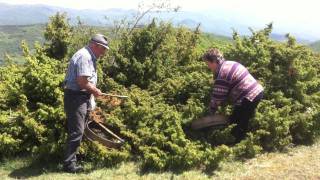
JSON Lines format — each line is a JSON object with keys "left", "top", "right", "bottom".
{"left": 213, "top": 141, "right": 320, "bottom": 179}
{"left": 1, "top": 140, "right": 320, "bottom": 179}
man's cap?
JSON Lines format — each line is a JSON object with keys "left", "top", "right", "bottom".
{"left": 91, "top": 34, "right": 109, "bottom": 49}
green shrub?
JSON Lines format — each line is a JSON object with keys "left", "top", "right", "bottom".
{"left": 1, "top": 18, "right": 320, "bottom": 172}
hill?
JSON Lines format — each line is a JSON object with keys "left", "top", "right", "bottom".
{"left": 0, "top": 24, "right": 233, "bottom": 65}
{"left": 0, "top": 22, "right": 318, "bottom": 66}
{"left": 0, "top": 3, "right": 248, "bottom": 37}
{"left": 1, "top": 12, "right": 319, "bottom": 178}
{"left": 0, "top": 2, "right": 319, "bottom": 44}
{"left": 0, "top": 3, "right": 123, "bottom": 26}
{"left": 0, "top": 24, "right": 45, "bottom": 64}
{"left": 310, "top": 40, "right": 320, "bottom": 52}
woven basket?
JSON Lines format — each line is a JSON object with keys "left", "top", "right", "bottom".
{"left": 191, "top": 114, "right": 229, "bottom": 130}
{"left": 84, "top": 120, "right": 125, "bottom": 149}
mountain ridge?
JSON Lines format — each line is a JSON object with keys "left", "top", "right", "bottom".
{"left": 0, "top": 3, "right": 318, "bottom": 44}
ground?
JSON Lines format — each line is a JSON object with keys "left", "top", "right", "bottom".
{"left": 1, "top": 140, "right": 319, "bottom": 180}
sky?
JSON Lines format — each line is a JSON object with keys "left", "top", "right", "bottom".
{"left": 0, "top": 0, "right": 319, "bottom": 39}
{"left": 0, "top": 0, "right": 318, "bottom": 13}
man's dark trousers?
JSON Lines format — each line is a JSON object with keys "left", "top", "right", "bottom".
{"left": 63, "top": 90, "right": 90, "bottom": 166}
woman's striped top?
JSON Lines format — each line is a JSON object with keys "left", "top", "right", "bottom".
{"left": 210, "top": 60, "right": 263, "bottom": 112}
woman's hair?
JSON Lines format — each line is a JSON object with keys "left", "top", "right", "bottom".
{"left": 202, "top": 48, "right": 224, "bottom": 63}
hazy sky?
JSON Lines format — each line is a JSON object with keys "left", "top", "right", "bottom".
{"left": 0, "top": 0, "right": 319, "bottom": 39}
{"left": 0, "top": 0, "right": 318, "bottom": 13}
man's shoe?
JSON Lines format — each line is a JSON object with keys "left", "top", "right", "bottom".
{"left": 63, "top": 163, "right": 84, "bottom": 173}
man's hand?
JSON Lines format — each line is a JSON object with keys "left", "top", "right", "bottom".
{"left": 76, "top": 76, "right": 101, "bottom": 97}
{"left": 92, "top": 88, "right": 102, "bottom": 97}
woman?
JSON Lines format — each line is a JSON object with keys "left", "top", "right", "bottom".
{"left": 202, "top": 48, "right": 264, "bottom": 143}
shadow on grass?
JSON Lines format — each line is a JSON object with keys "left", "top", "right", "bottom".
{"left": 8, "top": 157, "right": 61, "bottom": 179}
{"left": 136, "top": 161, "right": 220, "bottom": 178}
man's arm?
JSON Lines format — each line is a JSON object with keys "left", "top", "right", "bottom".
{"left": 77, "top": 76, "right": 102, "bottom": 97}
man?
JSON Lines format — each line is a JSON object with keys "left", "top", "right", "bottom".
{"left": 202, "top": 48, "right": 264, "bottom": 143}
{"left": 63, "top": 34, "right": 109, "bottom": 173}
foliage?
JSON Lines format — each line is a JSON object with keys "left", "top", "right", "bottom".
{"left": 1, "top": 14, "right": 320, "bottom": 173}
{"left": 44, "top": 12, "right": 72, "bottom": 60}
{"left": 0, "top": 41, "right": 65, "bottom": 158}
{"left": 226, "top": 24, "right": 320, "bottom": 149}
{"left": 103, "top": 19, "right": 202, "bottom": 89}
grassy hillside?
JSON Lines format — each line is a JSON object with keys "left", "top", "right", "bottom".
{"left": 0, "top": 24, "right": 317, "bottom": 66}
{"left": 199, "top": 33, "right": 233, "bottom": 50}
{"left": 0, "top": 24, "right": 233, "bottom": 65}
{"left": 310, "top": 40, "right": 320, "bottom": 52}
{"left": 0, "top": 24, "right": 45, "bottom": 64}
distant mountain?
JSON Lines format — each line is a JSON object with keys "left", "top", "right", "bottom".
{"left": 0, "top": 3, "right": 318, "bottom": 44}
{"left": 0, "top": 3, "right": 133, "bottom": 26}
{"left": 0, "top": 4, "right": 57, "bottom": 25}
{"left": 310, "top": 41, "right": 320, "bottom": 52}
{"left": 177, "top": 18, "right": 199, "bottom": 28}
{"left": 269, "top": 33, "right": 312, "bottom": 44}
{"left": 0, "top": 3, "right": 246, "bottom": 37}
